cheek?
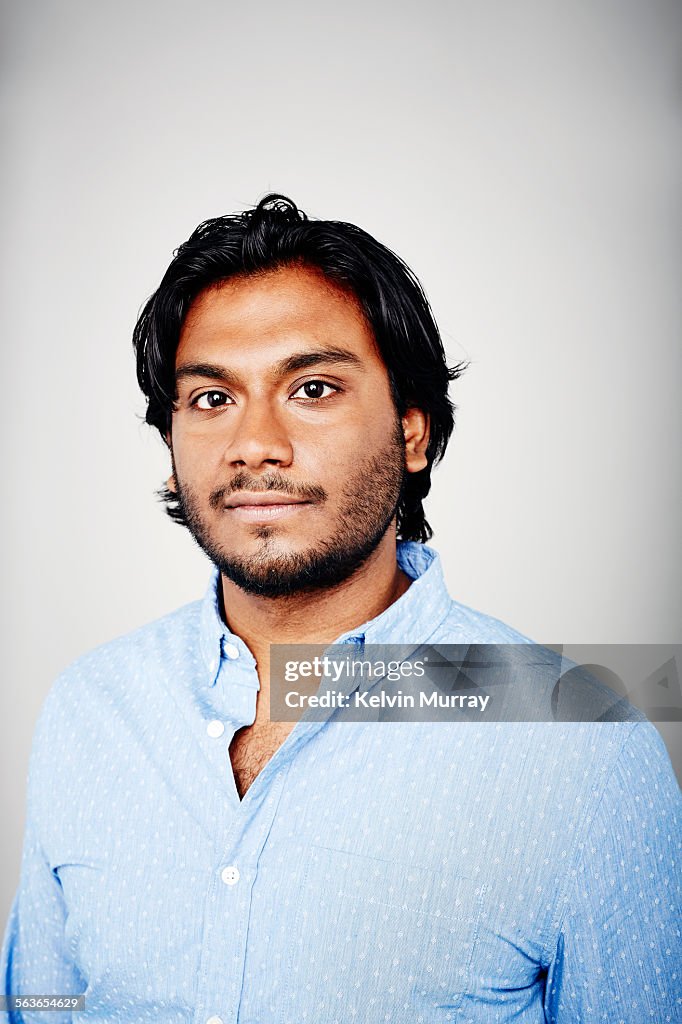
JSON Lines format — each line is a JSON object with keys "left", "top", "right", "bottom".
{"left": 339, "top": 413, "right": 401, "bottom": 468}
{"left": 170, "top": 426, "right": 221, "bottom": 480}
{"left": 291, "top": 426, "right": 373, "bottom": 481}
{"left": 300, "top": 399, "right": 396, "bottom": 450}
{"left": 298, "top": 419, "right": 399, "bottom": 487}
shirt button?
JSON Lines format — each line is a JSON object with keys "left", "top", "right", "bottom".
{"left": 206, "top": 720, "right": 225, "bottom": 739}
{"left": 206, "top": 1017, "right": 224, "bottom": 1024}
{"left": 224, "top": 642, "right": 239, "bottom": 660}
{"left": 221, "top": 865, "right": 240, "bottom": 886}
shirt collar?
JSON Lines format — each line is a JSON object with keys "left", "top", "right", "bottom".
{"left": 199, "top": 541, "right": 452, "bottom": 686}
{"left": 198, "top": 563, "right": 256, "bottom": 687}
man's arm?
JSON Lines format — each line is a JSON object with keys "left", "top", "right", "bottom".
{"left": 1, "top": 689, "right": 86, "bottom": 1023}
{"left": 543, "top": 721, "right": 681, "bottom": 1022}
{"left": 2, "top": 821, "right": 86, "bottom": 1023}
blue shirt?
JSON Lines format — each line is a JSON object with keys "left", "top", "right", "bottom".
{"left": 2, "top": 542, "right": 681, "bottom": 1022}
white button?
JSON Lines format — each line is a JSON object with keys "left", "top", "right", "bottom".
{"left": 221, "top": 865, "right": 240, "bottom": 885}
{"left": 206, "top": 1017, "right": 224, "bottom": 1024}
{"left": 206, "top": 720, "right": 225, "bottom": 739}
{"left": 224, "top": 642, "right": 239, "bottom": 660}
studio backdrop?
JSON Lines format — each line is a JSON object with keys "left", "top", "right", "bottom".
{"left": 1, "top": 0, "right": 680, "bottom": 926}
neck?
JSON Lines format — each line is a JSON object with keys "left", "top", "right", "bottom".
{"left": 219, "top": 530, "right": 413, "bottom": 672}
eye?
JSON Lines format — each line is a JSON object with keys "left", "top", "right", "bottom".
{"left": 193, "top": 391, "right": 232, "bottom": 410}
{"left": 291, "top": 380, "right": 339, "bottom": 401}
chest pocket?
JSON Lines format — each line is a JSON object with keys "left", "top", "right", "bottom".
{"left": 284, "top": 845, "right": 484, "bottom": 1023}
{"left": 52, "top": 845, "right": 210, "bottom": 998}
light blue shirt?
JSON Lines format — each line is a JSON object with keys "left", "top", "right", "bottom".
{"left": 3, "top": 542, "right": 681, "bottom": 1022}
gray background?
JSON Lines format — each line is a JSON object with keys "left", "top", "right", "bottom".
{"left": 1, "top": 0, "right": 680, "bottom": 925}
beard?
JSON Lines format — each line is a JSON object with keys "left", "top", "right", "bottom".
{"left": 170, "top": 420, "right": 407, "bottom": 598}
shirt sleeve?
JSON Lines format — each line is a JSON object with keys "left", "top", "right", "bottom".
{"left": 1, "top": 691, "right": 86, "bottom": 1023}
{"left": 543, "top": 721, "right": 682, "bottom": 1023}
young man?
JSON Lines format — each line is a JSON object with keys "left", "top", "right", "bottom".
{"left": 3, "top": 195, "right": 680, "bottom": 1022}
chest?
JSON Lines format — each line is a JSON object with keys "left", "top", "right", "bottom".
{"left": 49, "top": 721, "right": 566, "bottom": 1020}
{"left": 229, "top": 720, "right": 296, "bottom": 798}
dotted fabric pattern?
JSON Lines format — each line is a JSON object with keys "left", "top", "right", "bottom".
{"left": 2, "top": 542, "right": 680, "bottom": 1023}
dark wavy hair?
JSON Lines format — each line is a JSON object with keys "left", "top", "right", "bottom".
{"left": 133, "top": 193, "right": 467, "bottom": 542}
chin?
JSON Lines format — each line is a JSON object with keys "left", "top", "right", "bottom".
{"left": 226, "top": 529, "right": 309, "bottom": 552}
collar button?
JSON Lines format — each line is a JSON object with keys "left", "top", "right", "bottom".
{"left": 223, "top": 641, "right": 240, "bottom": 660}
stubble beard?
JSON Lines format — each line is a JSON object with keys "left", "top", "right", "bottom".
{"left": 170, "top": 421, "right": 407, "bottom": 598}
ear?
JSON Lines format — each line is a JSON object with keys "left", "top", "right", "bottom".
{"left": 402, "top": 408, "right": 430, "bottom": 473}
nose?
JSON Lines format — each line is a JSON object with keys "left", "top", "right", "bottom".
{"left": 223, "top": 398, "right": 294, "bottom": 471}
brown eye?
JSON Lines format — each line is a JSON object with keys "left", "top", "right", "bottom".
{"left": 195, "top": 391, "right": 231, "bottom": 410}
{"left": 292, "top": 381, "right": 337, "bottom": 400}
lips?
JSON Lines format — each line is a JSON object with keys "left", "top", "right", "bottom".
{"left": 223, "top": 492, "right": 314, "bottom": 523}
{"left": 225, "top": 492, "right": 311, "bottom": 509}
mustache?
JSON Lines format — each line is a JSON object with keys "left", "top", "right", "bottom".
{"left": 208, "top": 472, "right": 327, "bottom": 511}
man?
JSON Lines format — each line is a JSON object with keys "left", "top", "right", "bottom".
{"left": 2, "top": 194, "right": 680, "bottom": 1022}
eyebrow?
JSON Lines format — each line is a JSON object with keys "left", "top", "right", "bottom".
{"left": 174, "top": 346, "right": 364, "bottom": 388}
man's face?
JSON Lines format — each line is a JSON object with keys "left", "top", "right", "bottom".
{"left": 169, "top": 264, "right": 424, "bottom": 597}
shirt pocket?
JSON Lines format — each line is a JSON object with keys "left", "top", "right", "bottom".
{"left": 52, "top": 846, "right": 210, "bottom": 1000}
{"left": 284, "top": 845, "right": 484, "bottom": 1023}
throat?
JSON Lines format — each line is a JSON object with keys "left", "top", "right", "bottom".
{"left": 221, "top": 562, "right": 416, "bottom": 659}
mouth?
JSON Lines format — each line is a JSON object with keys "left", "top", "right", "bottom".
{"left": 224, "top": 493, "right": 314, "bottom": 522}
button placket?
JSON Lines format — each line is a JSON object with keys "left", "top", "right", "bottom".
{"left": 194, "top": 765, "right": 290, "bottom": 1022}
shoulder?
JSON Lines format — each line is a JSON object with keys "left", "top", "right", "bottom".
{"left": 26, "top": 597, "right": 206, "bottom": 827}
{"left": 397, "top": 541, "right": 534, "bottom": 643}
{"left": 604, "top": 718, "right": 680, "bottom": 804}
{"left": 588, "top": 720, "right": 681, "bottom": 863}
{"left": 58, "top": 596, "right": 202, "bottom": 682}
{"left": 434, "top": 596, "right": 535, "bottom": 644}
{"left": 527, "top": 720, "right": 680, "bottom": 844}
{"left": 34, "top": 597, "right": 203, "bottom": 736}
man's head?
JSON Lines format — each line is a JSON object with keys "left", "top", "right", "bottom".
{"left": 133, "top": 194, "right": 465, "bottom": 596}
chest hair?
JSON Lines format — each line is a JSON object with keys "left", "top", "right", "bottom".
{"left": 229, "top": 721, "right": 295, "bottom": 799}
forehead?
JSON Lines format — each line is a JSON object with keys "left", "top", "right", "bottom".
{"left": 176, "top": 264, "right": 382, "bottom": 369}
